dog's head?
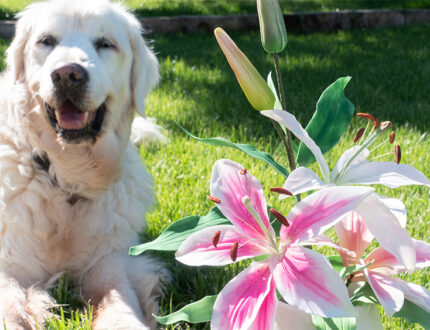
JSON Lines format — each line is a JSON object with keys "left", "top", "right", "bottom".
{"left": 7, "top": 0, "right": 158, "bottom": 145}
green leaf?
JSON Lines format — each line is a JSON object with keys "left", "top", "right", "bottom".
{"left": 154, "top": 295, "right": 217, "bottom": 324}
{"left": 340, "top": 260, "right": 374, "bottom": 280}
{"left": 312, "top": 315, "right": 356, "bottom": 330}
{"left": 178, "top": 124, "right": 290, "bottom": 179}
{"left": 296, "top": 77, "right": 355, "bottom": 166}
{"left": 129, "top": 208, "right": 230, "bottom": 255}
{"left": 327, "top": 255, "right": 344, "bottom": 272}
{"left": 393, "top": 299, "right": 430, "bottom": 329}
{"left": 350, "top": 283, "right": 378, "bottom": 306}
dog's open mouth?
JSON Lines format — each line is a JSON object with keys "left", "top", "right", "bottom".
{"left": 45, "top": 101, "right": 105, "bottom": 143}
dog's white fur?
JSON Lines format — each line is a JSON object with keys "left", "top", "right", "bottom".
{"left": 0, "top": 0, "right": 168, "bottom": 328}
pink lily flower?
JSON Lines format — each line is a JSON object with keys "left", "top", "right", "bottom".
{"left": 176, "top": 159, "right": 377, "bottom": 329}
{"left": 261, "top": 109, "right": 421, "bottom": 272}
{"left": 337, "top": 212, "right": 430, "bottom": 316}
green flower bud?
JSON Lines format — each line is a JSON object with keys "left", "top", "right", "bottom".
{"left": 257, "top": 0, "right": 288, "bottom": 53}
{"left": 214, "top": 27, "right": 275, "bottom": 111}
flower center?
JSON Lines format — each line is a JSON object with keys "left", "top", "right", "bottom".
{"left": 241, "top": 195, "right": 279, "bottom": 253}
{"left": 334, "top": 113, "right": 400, "bottom": 182}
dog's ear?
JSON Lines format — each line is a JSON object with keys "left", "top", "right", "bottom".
{"left": 127, "top": 16, "right": 159, "bottom": 117}
{"left": 6, "top": 6, "right": 35, "bottom": 81}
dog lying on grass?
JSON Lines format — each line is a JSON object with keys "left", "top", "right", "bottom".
{"left": 0, "top": 0, "right": 167, "bottom": 328}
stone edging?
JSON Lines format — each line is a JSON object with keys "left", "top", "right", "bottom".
{"left": 0, "top": 9, "right": 429, "bottom": 38}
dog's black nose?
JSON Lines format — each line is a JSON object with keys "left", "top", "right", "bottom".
{"left": 51, "top": 63, "right": 88, "bottom": 88}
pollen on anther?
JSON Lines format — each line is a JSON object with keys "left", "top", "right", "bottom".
{"left": 389, "top": 131, "right": 395, "bottom": 144}
{"left": 353, "top": 128, "right": 365, "bottom": 143}
{"left": 269, "top": 208, "right": 289, "bottom": 227}
{"left": 230, "top": 242, "right": 239, "bottom": 262}
{"left": 357, "top": 113, "right": 377, "bottom": 122}
{"left": 212, "top": 230, "right": 221, "bottom": 248}
{"left": 270, "top": 187, "right": 293, "bottom": 196}
{"left": 395, "top": 145, "right": 401, "bottom": 164}
{"left": 240, "top": 168, "right": 247, "bottom": 175}
{"left": 208, "top": 195, "right": 221, "bottom": 203}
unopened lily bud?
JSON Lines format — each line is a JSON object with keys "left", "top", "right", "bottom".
{"left": 257, "top": 0, "right": 288, "bottom": 53}
{"left": 214, "top": 27, "right": 275, "bottom": 111}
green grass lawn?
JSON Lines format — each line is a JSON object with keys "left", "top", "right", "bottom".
{"left": 0, "top": 0, "right": 430, "bottom": 19}
{"left": 1, "top": 21, "right": 430, "bottom": 329}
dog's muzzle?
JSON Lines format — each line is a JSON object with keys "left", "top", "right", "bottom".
{"left": 46, "top": 63, "right": 106, "bottom": 143}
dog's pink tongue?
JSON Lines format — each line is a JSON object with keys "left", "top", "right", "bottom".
{"left": 56, "top": 102, "right": 88, "bottom": 130}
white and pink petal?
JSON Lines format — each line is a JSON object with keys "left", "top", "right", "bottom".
{"left": 176, "top": 225, "right": 266, "bottom": 266}
{"left": 331, "top": 146, "right": 370, "bottom": 182}
{"left": 356, "top": 194, "right": 416, "bottom": 272}
{"left": 377, "top": 196, "right": 407, "bottom": 228}
{"left": 364, "top": 270, "right": 404, "bottom": 316}
{"left": 299, "top": 234, "right": 356, "bottom": 258}
{"left": 210, "top": 159, "right": 274, "bottom": 240}
{"left": 339, "top": 160, "right": 430, "bottom": 188}
{"left": 366, "top": 238, "right": 430, "bottom": 276}
{"left": 335, "top": 211, "right": 373, "bottom": 266}
{"left": 261, "top": 110, "right": 330, "bottom": 181}
{"left": 273, "top": 302, "right": 315, "bottom": 330}
{"left": 270, "top": 245, "right": 356, "bottom": 318}
{"left": 281, "top": 167, "right": 328, "bottom": 197}
{"left": 211, "top": 262, "right": 277, "bottom": 330}
{"left": 392, "top": 278, "right": 430, "bottom": 314}
{"left": 282, "top": 186, "right": 373, "bottom": 244}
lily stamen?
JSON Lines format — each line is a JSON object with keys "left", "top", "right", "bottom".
{"left": 389, "top": 132, "right": 395, "bottom": 144}
{"left": 242, "top": 195, "right": 278, "bottom": 249}
{"left": 208, "top": 195, "right": 221, "bottom": 203}
{"left": 269, "top": 208, "right": 289, "bottom": 227}
{"left": 212, "top": 230, "right": 221, "bottom": 248}
{"left": 372, "top": 120, "right": 380, "bottom": 130}
{"left": 230, "top": 242, "right": 238, "bottom": 262}
{"left": 240, "top": 168, "right": 247, "bottom": 175}
{"left": 357, "top": 113, "right": 377, "bottom": 122}
{"left": 395, "top": 145, "right": 401, "bottom": 164}
{"left": 353, "top": 128, "right": 365, "bottom": 143}
{"left": 369, "top": 139, "right": 389, "bottom": 153}
{"left": 270, "top": 187, "right": 292, "bottom": 196}
{"left": 380, "top": 121, "right": 393, "bottom": 132}
{"left": 369, "top": 152, "right": 392, "bottom": 161}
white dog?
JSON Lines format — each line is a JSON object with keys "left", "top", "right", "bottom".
{"left": 0, "top": 0, "right": 168, "bottom": 328}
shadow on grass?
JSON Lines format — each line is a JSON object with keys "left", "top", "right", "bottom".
{"left": 150, "top": 23, "right": 430, "bottom": 137}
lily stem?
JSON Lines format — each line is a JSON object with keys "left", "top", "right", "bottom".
{"left": 272, "top": 53, "right": 297, "bottom": 173}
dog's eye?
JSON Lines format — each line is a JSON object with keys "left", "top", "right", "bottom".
{"left": 38, "top": 35, "right": 57, "bottom": 47}
{"left": 94, "top": 38, "right": 115, "bottom": 51}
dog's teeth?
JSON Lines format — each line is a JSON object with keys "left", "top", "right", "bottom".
{"left": 54, "top": 110, "right": 61, "bottom": 123}
{"left": 83, "top": 112, "right": 89, "bottom": 124}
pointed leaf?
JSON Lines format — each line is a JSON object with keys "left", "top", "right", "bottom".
{"left": 129, "top": 208, "right": 230, "bottom": 255}
{"left": 179, "top": 124, "right": 289, "bottom": 178}
{"left": 154, "top": 295, "right": 217, "bottom": 324}
{"left": 297, "top": 77, "right": 355, "bottom": 166}
{"left": 350, "top": 283, "right": 379, "bottom": 306}
{"left": 311, "top": 315, "right": 356, "bottom": 330}
{"left": 392, "top": 299, "right": 430, "bottom": 328}
{"left": 327, "top": 255, "right": 344, "bottom": 272}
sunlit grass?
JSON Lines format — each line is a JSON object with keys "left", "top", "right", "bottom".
{"left": 1, "top": 22, "right": 430, "bottom": 329}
